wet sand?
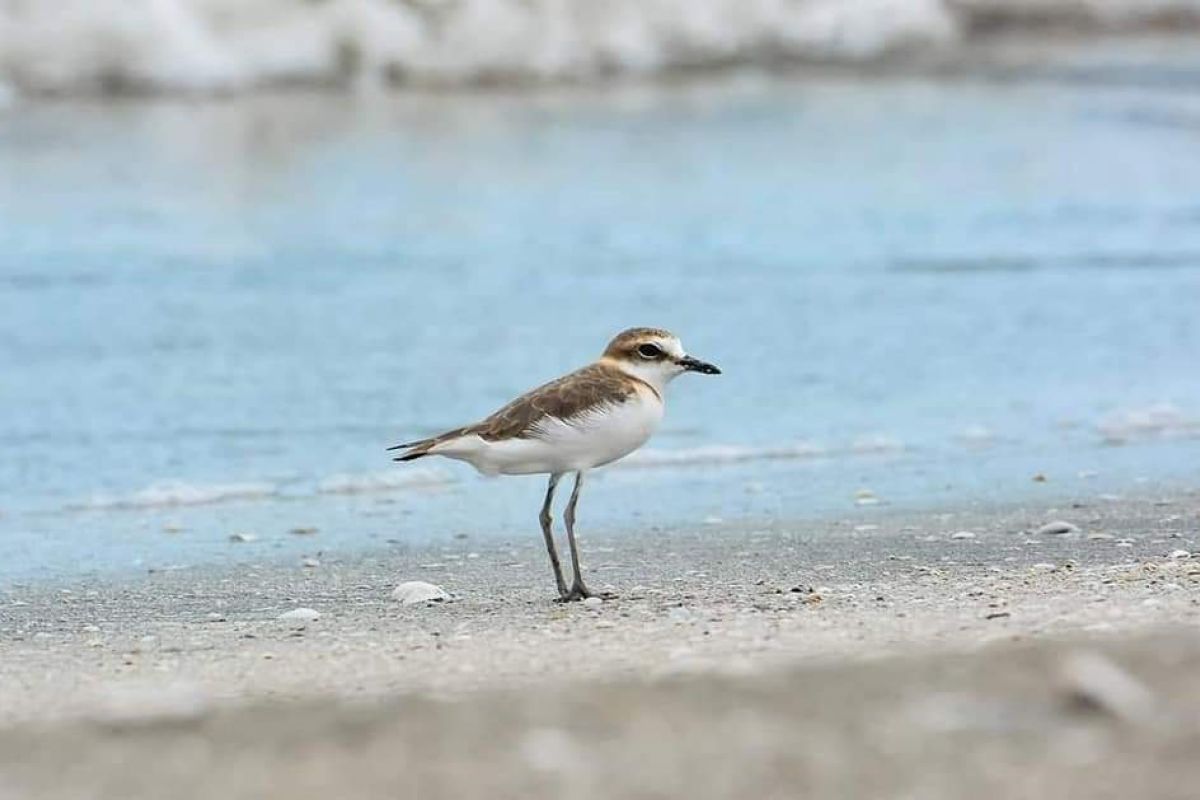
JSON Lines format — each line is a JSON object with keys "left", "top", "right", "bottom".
{"left": 1, "top": 488, "right": 1198, "bottom": 798}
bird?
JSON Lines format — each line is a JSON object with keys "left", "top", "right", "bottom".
{"left": 389, "top": 327, "right": 721, "bottom": 601}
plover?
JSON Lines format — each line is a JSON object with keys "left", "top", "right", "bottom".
{"left": 390, "top": 327, "right": 721, "bottom": 601}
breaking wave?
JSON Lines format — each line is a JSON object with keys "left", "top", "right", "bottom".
{"left": 62, "top": 443, "right": 845, "bottom": 511}
{"left": 56, "top": 406, "right": 1196, "bottom": 512}
{"left": 67, "top": 468, "right": 457, "bottom": 511}
{"left": 72, "top": 480, "right": 279, "bottom": 510}
{"left": 2, "top": 0, "right": 1198, "bottom": 98}
{"left": 316, "top": 467, "right": 455, "bottom": 494}
{"left": 1096, "top": 403, "right": 1200, "bottom": 444}
{"left": 620, "top": 442, "right": 828, "bottom": 467}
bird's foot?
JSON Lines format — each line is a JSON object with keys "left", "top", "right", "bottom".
{"left": 555, "top": 583, "right": 617, "bottom": 602}
{"left": 555, "top": 586, "right": 586, "bottom": 602}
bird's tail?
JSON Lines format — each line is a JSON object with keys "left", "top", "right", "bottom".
{"left": 387, "top": 438, "right": 438, "bottom": 462}
{"left": 388, "top": 427, "right": 468, "bottom": 462}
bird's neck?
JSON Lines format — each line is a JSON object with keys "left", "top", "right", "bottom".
{"left": 598, "top": 357, "right": 671, "bottom": 400}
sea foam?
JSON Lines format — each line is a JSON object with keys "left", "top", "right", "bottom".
{"left": 621, "top": 442, "right": 827, "bottom": 467}
{"left": 73, "top": 480, "right": 278, "bottom": 510}
{"left": 68, "top": 468, "right": 455, "bottom": 512}
{"left": 2, "top": 0, "right": 1197, "bottom": 98}
{"left": 316, "top": 467, "right": 455, "bottom": 494}
{"left": 1096, "top": 403, "right": 1200, "bottom": 444}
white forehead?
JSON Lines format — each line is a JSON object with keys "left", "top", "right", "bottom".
{"left": 650, "top": 334, "right": 685, "bottom": 358}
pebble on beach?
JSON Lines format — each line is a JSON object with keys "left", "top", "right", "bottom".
{"left": 1168, "top": 550, "right": 1191, "bottom": 560}
{"left": 278, "top": 608, "right": 320, "bottom": 623}
{"left": 950, "top": 531, "right": 976, "bottom": 540}
{"left": 392, "top": 581, "right": 450, "bottom": 605}
{"left": 668, "top": 607, "right": 694, "bottom": 625}
{"left": 1060, "top": 651, "right": 1156, "bottom": 724}
{"left": 1035, "top": 521, "right": 1080, "bottom": 536}
{"left": 855, "top": 489, "right": 880, "bottom": 506}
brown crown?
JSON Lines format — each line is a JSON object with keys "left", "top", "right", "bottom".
{"left": 601, "top": 327, "right": 674, "bottom": 359}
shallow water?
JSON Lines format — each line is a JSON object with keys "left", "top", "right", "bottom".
{"left": 2, "top": 57, "right": 1199, "bottom": 581}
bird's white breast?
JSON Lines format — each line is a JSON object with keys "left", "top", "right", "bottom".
{"left": 436, "top": 387, "right": 664, "bottom": 476}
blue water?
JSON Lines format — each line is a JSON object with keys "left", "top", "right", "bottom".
{"left": 2, "top": 64, "right": 1199, "bottom": 581}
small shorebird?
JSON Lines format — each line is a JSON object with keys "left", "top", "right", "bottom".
{"left": 389, "top": 327, "right": 720, "bottom": 601}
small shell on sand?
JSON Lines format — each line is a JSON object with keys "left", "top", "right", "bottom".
{"left": 278, "top": 608, "right": 320, "bottom": 622}
{"left": 1035, "top": 521, "right": 1080, "bottom": 536}
{"left": 392, "top": 581, "right": 450, "bottom": 605}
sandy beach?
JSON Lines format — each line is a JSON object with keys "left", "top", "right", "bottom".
{"left": 2, "top": 487, "right": 1198, "bottom": 798}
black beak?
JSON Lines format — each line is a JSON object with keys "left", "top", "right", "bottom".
{"left": 678, "top": 355, "right": 721, "bottom": 375}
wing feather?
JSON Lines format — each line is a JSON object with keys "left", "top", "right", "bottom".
{"left": 391, "top": 362, "right": 635, "bottom": 461}
{"left": 470, "top": 363, "right": 635, "bottom": 441}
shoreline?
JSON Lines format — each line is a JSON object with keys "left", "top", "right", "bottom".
{"left": 5, "top": 456, "right": 1196, "bottom": 588}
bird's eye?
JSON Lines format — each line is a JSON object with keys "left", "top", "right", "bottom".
{"left": 637, "top": 343, "right": 662, "bottom": 359}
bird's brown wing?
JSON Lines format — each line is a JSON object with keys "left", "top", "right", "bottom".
{"left": 391, "top": 363, "right": 636, "bottom": 461}
{"left": 468, "top": 362, "right": 636, "bottom": 442}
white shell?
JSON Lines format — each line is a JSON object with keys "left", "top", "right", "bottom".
{"left": 392, "top": 581, "right": 450, "bottom": 605}
{"left": 277, "top": 607, "right": 321, "bottom": 622}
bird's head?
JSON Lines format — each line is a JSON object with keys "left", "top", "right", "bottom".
{"left": 600, "top": 327, "right": 721, "bottom": 393}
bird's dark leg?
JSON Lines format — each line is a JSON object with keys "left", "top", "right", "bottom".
{"left": 562, "top": 470, "right": 595, "bottom": 601}
{"left": 540, "top": 473, "right": 569, "bottom": 598}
